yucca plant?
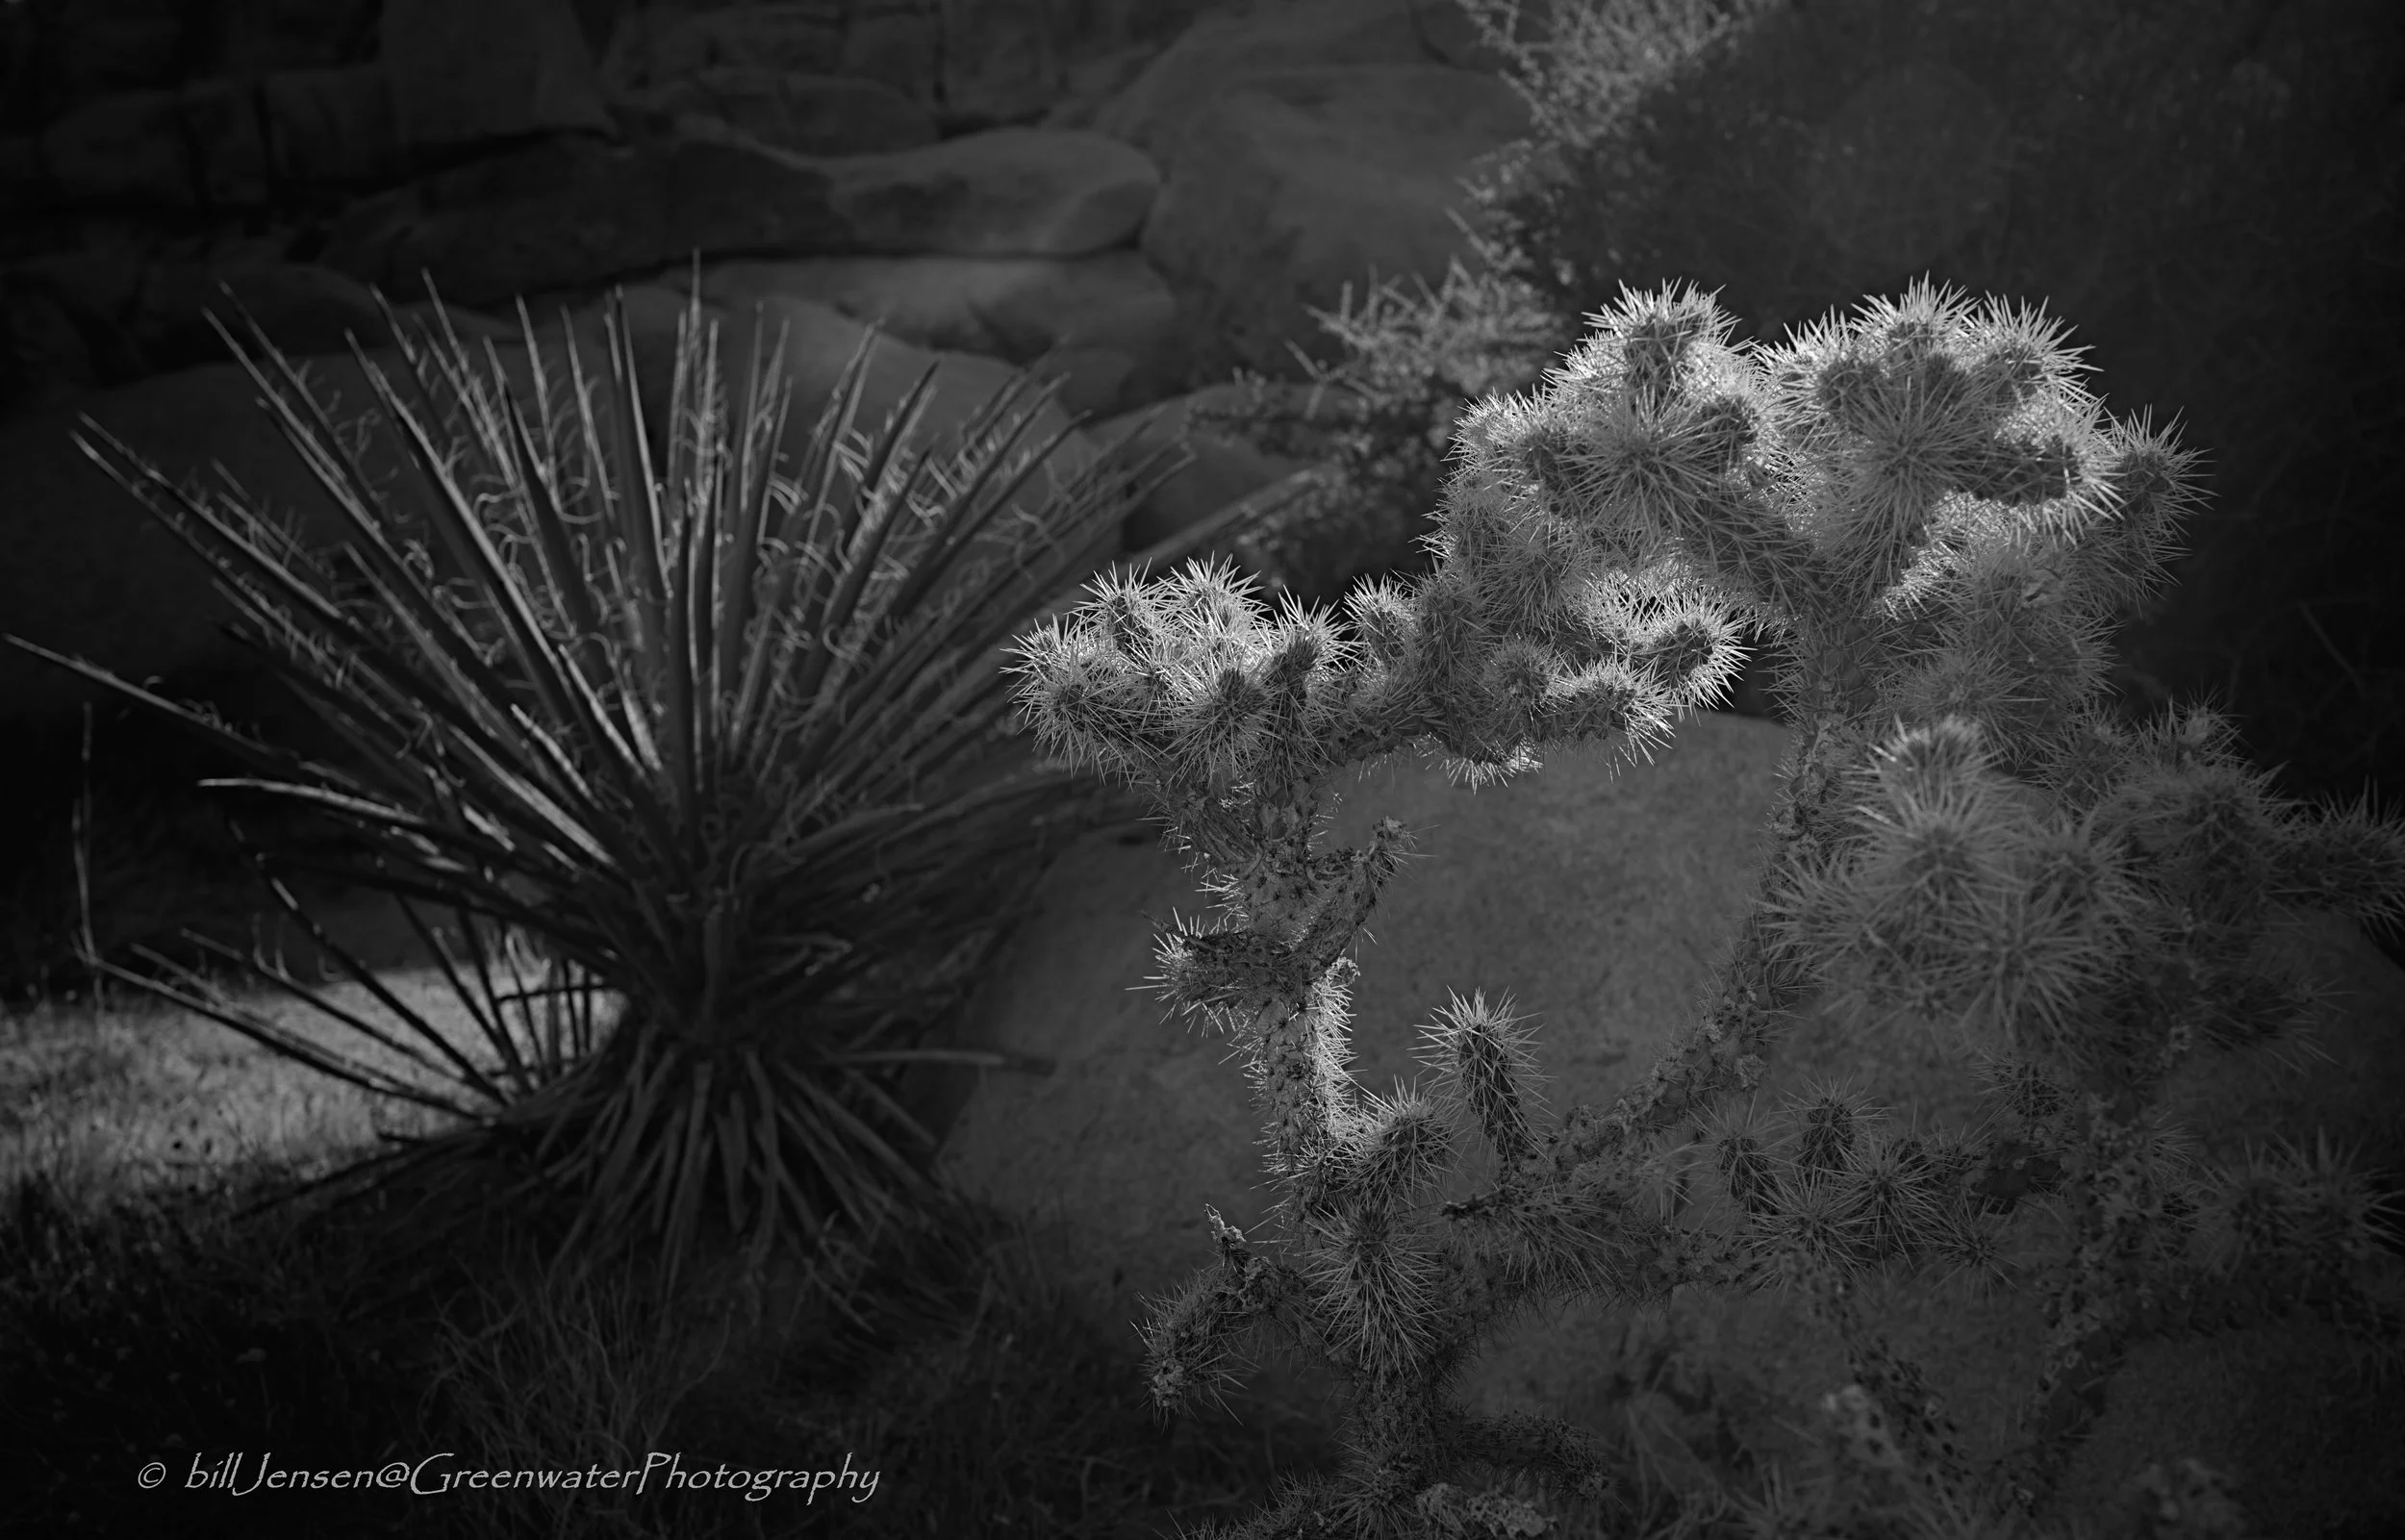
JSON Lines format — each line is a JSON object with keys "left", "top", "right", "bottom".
{"left": 5, "top": 274, "right": 1246, "bottom": 1295}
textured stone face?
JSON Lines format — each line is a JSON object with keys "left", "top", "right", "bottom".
{"left": 314, "top": 127, "right": 1160, "bottom": 309}
{"left": 1133, "top": 63, "right": 1532, "bottom": 382}
{"left": 378, "top": 0, "right": 612, "bottom": 150}
{"left": 934, "top": 717, "right": 1797, "bottom": 1336}
{"left": 597, "top": 2, "right": 850, "bottom": 92}
{"left": 623, "top": 66, "right": 939, "bottom": 156}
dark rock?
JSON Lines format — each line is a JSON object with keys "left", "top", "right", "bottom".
{"left": 1, "top": 284, "right": 97, "bottom": 415}
{"left": 622, "top": 67, "right": 938, "bottom": 156}
{"left": 256, "top": 64, "right": 403, "bottom": 186}
{"left": 32, "top": 88, "right": 189, "bottom": 207}
{"left": 692, "top": 249, "right": 1181, "bottom": 416}
{"left": 317, "top": 126, "right": 1161, "bottom": 310}
{"left": 22, "top": 65, "right": 401, "bottom": 211}
{"left": 1094, "top": 0, "right": 1451, "bottom": 160}
{"left": 33, "top": 0, "right": 187, "bottom": 111}
{"left": 1132, "top": 63, "right": 1529, "bottom": 382}
{"left": 123, "top": 261, "right": 404, "bottom": 374}
{"left": 1092, "top": 391, "right": 1315, "bottom": 554}
{"left": 597, "top": 2, "right": 848, "bottom": 92}
{"left": 843, "top": 0, "right": 942, "bottom": 110}
{"left": 379, "top": 0, "right": 611, "bottom": 151}
{"left": 211, "top": 0, "right": 383, "bottom": 77}
{"left": 935, "top": 0, "right": 1063, "bottom": 127}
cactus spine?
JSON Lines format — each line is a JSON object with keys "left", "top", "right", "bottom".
{"left": 1007, "top": 281, "right": 2405, "bottom": 1537}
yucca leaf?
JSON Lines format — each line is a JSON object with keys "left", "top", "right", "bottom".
{"left": 435, "top": 893, "right": 550, "bottom": 1098}
{"left": 388, "top": 893, "right": 558, "bottom": 1097}
{"left": 553, "top": 299, "right": 675, "bottom": 784}
{"left": 798, "top": 1063, "right": 938, "bottom": 1169}
{"left": 730, "top": 333, "right": 876, "bottom": 737}
{"left": 67, "top": 419, "right": 655, "bottom": 876}
{"left": 831, "top": 372, "right": 1073, "bottom": 668}
{"left": 717, "top": 1070, "right": 756, "bottom": 1238}
{"left": 600, "top": 299, "right": 676, "bottom": 762}
{"left": 797, "top": 359, "right": 952, "bottom": 654}
{"left": 21, "top": 265, "right": 1198, "bottom": 1293}
{"left": 357, "top": 346, "right": 616, "bottom": 772}
{"left": 103, "top": 943, "right": 475, "bottom": 1115}
{"left": 745, "top": 1050, "right": 816, "bottom": 1240}
{"left": 492, "top": 383, "right": 650, "bottom": 769}
{"left": 822, "top": 432, "right": 1185, "bottom": 801}
{"left": 718, "top": 307, "right": 798, "bottom": 710}
{"left": 226, "top": 844, "right": 523, "bottom": 1100}
{"left": 664, "top": 1057, "right": 718, "bottom": 1257}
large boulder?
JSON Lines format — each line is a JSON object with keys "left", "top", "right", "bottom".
{"left": 691, "top": 249, "right": 1182, "bottom": 417}
{"left": 617, "top": 66, "right": 938, "bottom": 156}
{"left": 1094, "top": 0, "right": 1460, "bottom": 156}
{"left": 1090, "top": 388, "right": 1318, "bottom": 553}
{"left": 114, "top": 261, "right": 406, "bottom": 375}
{"left": 591, "top": 0, "right": 1231, "bottom": 130}
{"left": 0, "top": 290, "right": 1101, "bottom": 720}
{"left": 15, "top": 64, "right": 403, "bottom": 211}
{"left": 934, "top": 719, "right": 1796, "bottom": 1344}
{"left": 595, "top": 3, "right": 850, "bottom": 92}
{"left": 378, "top": 0, "right": 611, "bottom": 150}
{"left": 1, "top": 247, "right": 504, "bottom": 395}
{"left": 0, "top": 0, "right": 377, "bottom": 129}
{"left": 932, "top": 713, "right": 2405, "bottom": 1529}
{"left": 1099, "top": 1, "right": 1531, "bottom": 384}
{"left": 317, "top": 124, "right": 1162, "bottom": 310}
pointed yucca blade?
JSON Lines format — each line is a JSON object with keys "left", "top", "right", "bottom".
{"left": 832, "top": 368, "right": 1078, "bottom": 660}
{"left": 96, "top": 945, "right": 477, "bottom": 1117}
{"left": 655, "top": 290, "right": 716, "bottom": 831}
{"left": 349, "top": 345, "right": 629, "bottom": 771}
{"left": 786, "top": 391, "right": 1105, "bottom": 780}
{"left": 198, "top": 305, "right": 546, "bottom": 681}
{"left": 590, "top": 290, "right": 704, "bottom": 829}
{"left": 804, "top": 436, "right": 1188, "bottom": 804}
{"left": 562, "top": 334, "right": 676, "bottom": 799}
{"left": 388, "top": 896, "right": 560, "bottom": 1096}
{"left": 489, "top": 386, "right": 694, "bottom": 872}
{"left": 717, "top": 304, "right": 799, "bottom": 720}
{"left": 724, "top": 326, "right": 885, "bottom": 750}
{"left": 771, "top": 1083, "right": 906, "bottom": 1234}
{"left": 841, "top": 415, "right": 1189, "bottom": 720}
{"left": 430, "top": 898, "right": 557, "bottom": 1099}
{"left": 777, "top": 348, "right": 950, "bottom": 712}
{"left": 717, "top": 1069, "right": 757, "bottom": 1238}
{"left": 749, "top": 381, "right": 1041, "bottom": 791}
{"left": 771, "top": 407, "right": 1215, "bottom": 811}
{"left": 596, "top": 292, "right": 677, "bottom": 745}
{"left": 661, "top": 1056, "right": 720, "bottom": 1257}
{"left": 225, "top": 841, "right": 527, "bottom": 1102}
{"left": 114, "top": 325, "right": 660, "bottom": 858}
{"left": 492, "top": 374, "right": 629, "bottom": 717}
{"left": 55, "top": 429, "right": 558, "bottom": 787}
{"left": 745, "top": 1049, "right": 822, "bottom": 1238}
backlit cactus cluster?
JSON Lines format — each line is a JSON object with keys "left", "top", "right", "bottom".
{"left": 1006, "top": 281, "right": 2405, "bottom": 1538}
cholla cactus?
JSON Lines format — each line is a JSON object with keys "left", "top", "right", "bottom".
{"left": 1191, "top": 224, "right": 1572, "bottom": 607}
{"left": 1007, "top": 282, "right": 2405, "bottom": 1537}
